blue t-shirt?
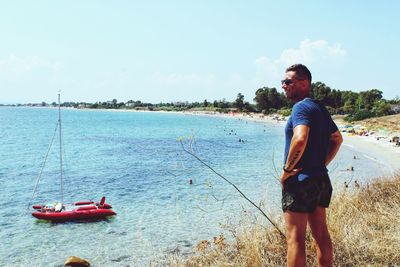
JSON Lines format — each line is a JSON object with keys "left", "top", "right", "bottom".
{"left": 284, "top": 98, "right": 338, "bottom": 181}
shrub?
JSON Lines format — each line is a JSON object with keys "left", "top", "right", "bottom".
{"left": 278, "top": 108, "right": 292, "bottom": 117}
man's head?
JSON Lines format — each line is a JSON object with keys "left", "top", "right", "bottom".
{"left": 281, "top": 64, "right": 312, "bottom": 102}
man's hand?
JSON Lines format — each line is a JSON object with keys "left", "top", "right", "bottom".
{"left": 280, "top": 168, "right": 302, "bottom": 188}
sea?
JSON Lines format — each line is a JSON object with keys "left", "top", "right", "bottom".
{"left": 0, "top": 107, "right": 390, "bottom": 266}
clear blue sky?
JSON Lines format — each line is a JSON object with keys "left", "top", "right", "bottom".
{"left": 1, "top": 1, "right": 399, "bottom": 103}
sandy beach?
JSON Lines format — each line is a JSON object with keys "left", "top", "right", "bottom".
{"left": 183, "top": 110, "right": 400, "bottom": 174}
{"left": 341, "top": 134, "right": 400, "bottom": 172}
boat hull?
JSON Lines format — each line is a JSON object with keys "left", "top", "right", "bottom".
{"left": 32, "top": 208, "right": 116, "bottom": 222}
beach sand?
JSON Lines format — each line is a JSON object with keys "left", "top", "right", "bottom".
{"left": 188, "top": 111, "right": 400, "bottom": 174}
{"left": 342, "top": 134, "right": 400, "bottom": 172}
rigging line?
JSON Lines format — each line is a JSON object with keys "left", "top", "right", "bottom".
{"left": 58, "top": 93, "right": 64, "bottom": 206}
{"left": 61, "top": 128, "right": 68, "bottom": 180}
{"left": 27, "top": 122, "right": 59, "bottom": 210}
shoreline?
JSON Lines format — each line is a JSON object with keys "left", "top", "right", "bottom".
{"left": 90, "top": 107, "right": 400, "bottom": 173}
{"left": 341, "top": 134, "right": 400, "bottom": 172}
{"left": 7, "top": 106, "right": 399, "bottom": 173}
{"left": 179, "top": 110, "right": 400, "bottom": 173}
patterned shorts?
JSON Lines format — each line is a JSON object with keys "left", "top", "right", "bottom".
{"left": 282, "top": 174, "right": 333, "bottom": 213}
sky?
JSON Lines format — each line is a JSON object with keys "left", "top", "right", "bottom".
{"left": 1, "top": 1, "right": 399, "bottom": 104}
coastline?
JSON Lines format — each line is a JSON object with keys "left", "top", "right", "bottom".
{"left": 180, "top": 110, "right": 400, "bottom": 174}
{"left": 341, "top": 134, "right": 400, "bottom": 172}
{"left": 8, "top": 105, "right": 399, "bottom": 173}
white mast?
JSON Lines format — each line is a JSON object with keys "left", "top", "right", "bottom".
{"left": 58, "top": 92, "right": 64, "bottom": 205}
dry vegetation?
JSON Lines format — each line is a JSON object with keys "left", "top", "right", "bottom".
{"left": 333, "top": 113, "right": 400, "bottom": 134}
{"left": 359, "top": 113, "right": 400, "bottom": 133}
{"left": 167, "top": 174, "right": 400, "bottom": 266}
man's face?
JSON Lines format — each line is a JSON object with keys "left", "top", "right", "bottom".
{"left": 281, "top": 70, "right": 306, "bottom": 101}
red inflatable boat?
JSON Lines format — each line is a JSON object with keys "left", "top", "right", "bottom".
{"left": 32, "top": 196, "right": 116, "bottom": 222}
{"left": 30, "top": 95, "right": 116, "bottom": 223}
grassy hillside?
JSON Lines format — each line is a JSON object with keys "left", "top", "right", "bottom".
{"left": 360, "top": 113, "right": 400, "bottom": 133}
{"left": 167, "top": 174, "right": 400, "bottom": 266}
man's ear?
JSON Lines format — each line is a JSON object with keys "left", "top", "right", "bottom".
{"left": 303, "top": 80, "right": 311, "bottom": 91}
{"left": 299, "top": 79, "right": 309, "bottom": 90}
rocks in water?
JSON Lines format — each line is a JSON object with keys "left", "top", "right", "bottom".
{"left": 64, "top": 256, "right": 90, "bottom": 267}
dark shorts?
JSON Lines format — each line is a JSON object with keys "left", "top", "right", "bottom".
{"left": 282, "top": 174, "right": 333, "bottom": 213}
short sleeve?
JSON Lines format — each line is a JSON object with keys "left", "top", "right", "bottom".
{"left": 328, "top": 116, "right": 338, "bottom": 134}
{"left": 291, "top": 102, "right": 311, "bottom": 128}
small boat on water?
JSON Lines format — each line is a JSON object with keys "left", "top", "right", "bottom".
{"left": 30, "top": 93, "right": 116, "bottom": 222}
{"left": 32, "top": 196, "right": 116, "bottom": 222}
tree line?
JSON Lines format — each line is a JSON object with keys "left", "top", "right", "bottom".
{"left": 253, "top": 82, "right": 399, "bottom": 121}
{"left": 10, "top": 81, "right": 399, "bottom": 122}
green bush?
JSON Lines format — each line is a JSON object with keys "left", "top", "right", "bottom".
{"left": 344, "top": 109, "right": 375, "bottom": 122}
{"left": 278, "top": 108, "right": 292, "bottom": 117}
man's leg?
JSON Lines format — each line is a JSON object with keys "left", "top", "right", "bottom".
{"left": 308, "top": 206, "right": 333, "bottom": 267}
{"left": 284, "top": 211, "right": 308, "bottom": 267}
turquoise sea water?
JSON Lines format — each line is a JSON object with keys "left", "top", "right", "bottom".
{"left": 0, "top": 107, "right": 388, "bottom": 266}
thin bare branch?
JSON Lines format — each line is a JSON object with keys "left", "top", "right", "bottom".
{"left": 180, "top": 139, "right": 286, "bottom": 238}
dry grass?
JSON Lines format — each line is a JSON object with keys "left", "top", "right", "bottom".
{"left": 167, "top": 174, "right": 400, "bottom": 266}
{"left": 359, "top": 113, "right": 400, "bottom": 134}
{"left": 333, "top": 113, "right": 400, "bottom": 134}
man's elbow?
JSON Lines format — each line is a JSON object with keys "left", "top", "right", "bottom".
{"left": 338, "top": 132, "right": 343, "bottom": 144}
{"left": 337, "top": 133, "right": 343, "bottom": 145}
{"left": 332, "top": 131, "right": 343, "bottom": 147}
{"left": 293, "top": 135, "right": 308, "bottom": 147}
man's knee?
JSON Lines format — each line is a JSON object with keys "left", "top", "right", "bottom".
{"left": 287, "top": 230, "right": 307, "bottom": 249}
{"left": 313, "top": 230, "right": 331, "bottom": 245}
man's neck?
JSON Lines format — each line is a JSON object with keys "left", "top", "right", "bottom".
{"left": 293, "top": 94, "right": 310, "bottom": 103}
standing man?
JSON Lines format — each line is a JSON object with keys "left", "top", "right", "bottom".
{"left": 280, "top": 64, "right": 343, "bottom": 267}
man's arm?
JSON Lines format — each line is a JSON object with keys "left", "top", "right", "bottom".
{"left": 281, "top": 125, "right": 310, "bottom": 185}
{"left": 325, "top": 130, "right": 343, "bottom": 166}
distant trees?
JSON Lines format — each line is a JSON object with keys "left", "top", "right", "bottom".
{"left": 112, "top": 99, "right": 118, "bottom": 108}
{"left": 253, "top": 87, "right": 286, "bottom": 113}
{"left": 251, "top": 83, "right": 394, "bottom": 121}
{"left": 341, "top": 89, "right": 392, "bottom": 121}
{"left": 233, "top": 93, "right": 256, "bottom": 112}
{"left": 356, "top": 89, "right": 382, "bottom": 110}
{"left": 22, "top": 81, "right": 396, "bottom": 123}
{"left": 341, "top": 91, "right": 358, "bottom": 113}
{"left": 372, "top": 100, "right": 391, "bottom": 117}
{"left": 311, "top": 82, "right": 332, "bottom": 106}
{"left": 234, "top": 93, "right": 245, "bottom": 111}
{"left": 310, "top": 82, "right": 343, "bottom": 109}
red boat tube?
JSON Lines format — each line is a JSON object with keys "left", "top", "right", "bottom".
{"left": 32, "top": 197, "right": 116, "bottom": 222}
{"left": 74, "top": 201, "right": 94, "bottom": 206}
{"left": 74, "top": 201, "right": 112, "bottom": 209}
{"left": 32, "top": 208, "right": 116, "bottom": 222}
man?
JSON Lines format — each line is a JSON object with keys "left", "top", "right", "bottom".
{"left": 280, "top": 64, "right": 343, "bottom": 267}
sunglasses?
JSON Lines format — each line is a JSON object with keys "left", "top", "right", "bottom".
{"left": 281, "top": 78, "right": 305, "bottom": 85}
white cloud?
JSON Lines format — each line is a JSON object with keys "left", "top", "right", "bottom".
{"left": 0, "top": 54, "right": 62, "bottom": 73}
{"left": 133, "top": 40, "right": 347, "bottom": 101}
{"left": 254, "top": 39, "right": 347, "bottom": 86}
{"left": 279, "top": 39, "right": 346, "bottom": 66}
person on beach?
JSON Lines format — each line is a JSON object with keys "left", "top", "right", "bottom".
{"left": 280, "top": 64, "right": 343, "bottom": 267}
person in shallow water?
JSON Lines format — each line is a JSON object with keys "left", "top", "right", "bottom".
{"left": 279, "top": 64, "right": 343, "bottom": 267}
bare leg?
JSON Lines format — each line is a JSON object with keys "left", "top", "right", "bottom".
{"left": 284, "top": 211, "right": 308, "bottom": 267}
{"left": 308, "top": 207, "right": 333, "bottom": 267}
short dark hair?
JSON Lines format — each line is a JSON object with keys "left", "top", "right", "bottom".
{"left": 286, "top": 64, "right": 312, "bottom": 82}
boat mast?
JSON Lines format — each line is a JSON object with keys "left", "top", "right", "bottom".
{"left": 58, "top": 92, "right": 64, "bottom": 205}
